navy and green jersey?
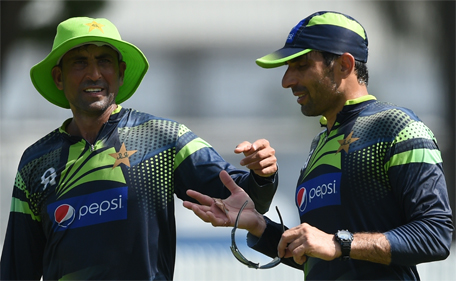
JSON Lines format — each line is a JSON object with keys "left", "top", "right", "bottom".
{"left": 0, "top": 106, "right": 278, "bottom": 281}
{"left": 248, "top": 95, "right": 453, "bottom": 280}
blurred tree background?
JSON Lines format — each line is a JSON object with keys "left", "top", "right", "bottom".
{"left": 1, "top": 0, "right": 107, "bottom": 75}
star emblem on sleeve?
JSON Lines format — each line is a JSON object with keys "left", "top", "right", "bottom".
{"left": 336, "top": 131, "right": 359, "bottom": 154}
{"left": 85, "top": 21, "right": 105, "bottom": 33}
{"left": 109, "top": 143, "right": 137, "bottom": 168}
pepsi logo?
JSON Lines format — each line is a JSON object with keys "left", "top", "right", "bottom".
{"left": 296, "top": 187, "right": 308, "bottom": 212}
{"left": 54, "top": 204, "right": 75, "bottom": 227}
{"left": 295, "top": 173, "right": 342, "bottom": 215}
{"left": 48, "top": 187, "right": 129, "bottom": 231}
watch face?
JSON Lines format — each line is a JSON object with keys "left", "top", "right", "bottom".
{"left": 338, "top": 230, "right": 353, "bottom": 240}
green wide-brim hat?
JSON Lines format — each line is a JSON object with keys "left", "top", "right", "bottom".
{"left": 30, "top": 17, "right": 149, "bottom": 109}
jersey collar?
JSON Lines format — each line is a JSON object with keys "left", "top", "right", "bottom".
{"left": 319, "top": 95, "right": 377, "bottom": 127}
{"left": 59, "top": 105, "right": 125, "bottom": 135}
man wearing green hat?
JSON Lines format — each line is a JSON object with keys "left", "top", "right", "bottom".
{"left": 183, "top": 11, "right": 453, "bottom": 280}
{"left": 0, "top": 17, "right": 279, "bottom": 280}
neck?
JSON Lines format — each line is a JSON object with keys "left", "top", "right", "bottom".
{"left": 325, "top": 105, "right": 343, "bottom": 132}
{"left": 67, "top": 104, "right": 117, "bottom": 144}
{"left": 325, "top": 85, "right": 369, "bottom": 131}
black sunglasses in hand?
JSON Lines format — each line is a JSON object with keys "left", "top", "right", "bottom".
{"left": 230, "top": 200, "right": 284, "bottom": 269}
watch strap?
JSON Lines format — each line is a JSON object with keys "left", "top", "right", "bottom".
{"left": 335, "top": 230, "right": 353, "bottom": 261}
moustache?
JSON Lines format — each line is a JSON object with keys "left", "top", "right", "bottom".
{"left": 81, "top": 81, "right": 107, "bottom": 89}
{"left": 292, "top": 86, "right": 309, "bottom": 95}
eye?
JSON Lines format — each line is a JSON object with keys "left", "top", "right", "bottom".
{"left": 298, "top": 62, "right": 309, "bottom": 70}
{"left": 72, "top": 60, "right": 87, "bottom": 69}
{"left": 99, "top": 58, "right": 113, "bottom": 65}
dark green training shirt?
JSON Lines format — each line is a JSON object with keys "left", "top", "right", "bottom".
{"left": 249, "top": 96, "right": 453, "bottom": 280}
{"left": 0, "top": 106, "right": 278, "bottom": 280}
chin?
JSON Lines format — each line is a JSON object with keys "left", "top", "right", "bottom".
{"left": 301, "top": 108, "right": 316, "bottom": 117}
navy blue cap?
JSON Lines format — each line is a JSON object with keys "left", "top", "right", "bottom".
{"left": 256, "top": 11, "right": 368, "bottom": 68}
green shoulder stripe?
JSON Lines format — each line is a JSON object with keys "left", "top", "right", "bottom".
{"left": 10, "top": 197, "right": 41, "bottom": 222}
{"left": 385, "top": 148, "right": 442, "bottom": 170}
{"left": 174, "top": 138, "right": 212, "bottom": 170}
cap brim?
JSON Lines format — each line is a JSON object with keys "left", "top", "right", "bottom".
{"left": 30, "top": 36, "right": 148, "bottom": 109}
{"left": 256, "top": 48, "right": 313, "bottom": 68}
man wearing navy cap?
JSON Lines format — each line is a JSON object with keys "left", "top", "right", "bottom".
{"left": 184, "top": 11, "right": 453, "bottom": 280}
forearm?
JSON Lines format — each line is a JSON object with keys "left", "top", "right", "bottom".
{"left": 248, "top": 217, "right": 303, "bottom": 270}
{"left": 247, "top": 214, "right": 267, "bottom": 238}
{"left": 350, "top": 232, "right": 391, "bottom": 265}
{"left": 350, "top": 219, "right": 452, "bottom": 266}
{"left": 242, "top": 171, "right": 278, "bottom": 214}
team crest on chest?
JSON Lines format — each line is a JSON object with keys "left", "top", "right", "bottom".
{"left": 336, "top": 131, "right": 359, "bottom": 154}
{"left": 109, "top": 143, "right": 137, "bottom": 168}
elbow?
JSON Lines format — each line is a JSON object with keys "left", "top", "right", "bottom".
{"left": 386, "top": 223, "right": 453, "bottom": 266}
{"left": 432, "top": 238, "right": 452, "bottom": 262}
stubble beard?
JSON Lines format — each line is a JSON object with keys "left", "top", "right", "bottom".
{"left": 300, "top": 69, "right": 340, "bottom": 117}
{"left": 75, "top": 91, "right": 117, "bottom": 117}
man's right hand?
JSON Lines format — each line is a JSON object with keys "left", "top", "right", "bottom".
{"left": 183, "top": 170, "right": 267, "bottom": 237}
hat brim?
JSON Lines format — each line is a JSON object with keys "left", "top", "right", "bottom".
{"left": 30, "top": 35, "right": 149, "bottom": 109}
{"left": 256, "top": 48, "right": 313, "bottom": 69}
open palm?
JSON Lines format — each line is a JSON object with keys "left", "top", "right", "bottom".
{"left": 183, "top": 170, "right": 261, "bottom": 231}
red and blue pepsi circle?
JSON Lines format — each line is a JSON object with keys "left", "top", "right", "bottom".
{"left": 54, "top": 204, "right": 76, "bottom": 227}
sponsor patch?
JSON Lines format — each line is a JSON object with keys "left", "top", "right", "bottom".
{"left": 296, "top": 173, "right": 341, "bottom": 215}
{"left": 48, "top": 186, "right": 128, "bottom": 231}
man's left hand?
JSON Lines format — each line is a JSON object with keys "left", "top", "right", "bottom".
{"left": 235, "top": 139, "right": 277, "bottom": 177}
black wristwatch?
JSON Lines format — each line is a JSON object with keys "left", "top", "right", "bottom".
{"left": 335, "top": 230, "right": 353, "bottom": 261}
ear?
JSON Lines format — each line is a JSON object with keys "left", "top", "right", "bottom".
{"left": 338, "top": 53, "right": 356, "bottom": 78}
{"left": 51, "top": 66, "right": 64, "bottom": 90}
{"left": 118, "top": 61, "right": 127, "bottom": 86}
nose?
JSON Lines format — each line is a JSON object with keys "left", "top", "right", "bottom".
{"left": 86, "top": 61, "right": 102, "bottom": 81}
{"left": 282, "top": 67, "right": 297, "bottom": 89}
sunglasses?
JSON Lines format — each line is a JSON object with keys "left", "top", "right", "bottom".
{"left": 230, "top": 200, "right": 284, "bottom": 269}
